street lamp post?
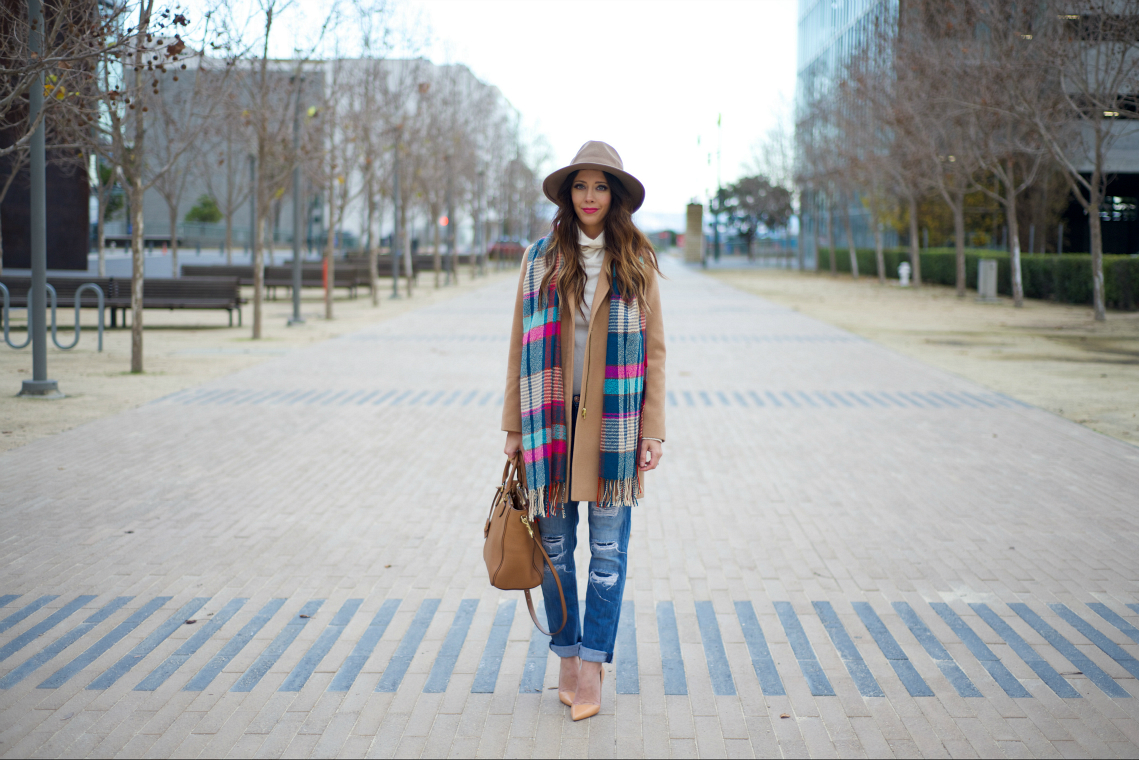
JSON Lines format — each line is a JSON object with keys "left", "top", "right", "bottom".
{"left": 445, "top": 155, "right": 455, "bottom": 285}
{"left": 19, "top": 0, "right": 60, "bottom": 398}
{"left": 288, "top": 76, "right": 304, "bottom": 326}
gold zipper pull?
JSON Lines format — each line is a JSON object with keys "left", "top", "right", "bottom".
{"left": 581, "top": 407, "right": 586, "bottom": 418}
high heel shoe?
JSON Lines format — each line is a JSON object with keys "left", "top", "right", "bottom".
{"left": 571, "top": 668, "right": 604, "bottom": 721}
{"left": 558, "top": 658, "right": 579, "bottom": 707}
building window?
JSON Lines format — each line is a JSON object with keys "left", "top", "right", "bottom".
{"left": 1099, "top": 196, "right": 1137, "bottom": 222}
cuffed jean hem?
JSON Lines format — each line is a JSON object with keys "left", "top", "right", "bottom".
{"left": 549, "top": 642, "right": 580, "bottom": 658}
{"left": 547, "top": 642, "right": 613, "bottom": 664}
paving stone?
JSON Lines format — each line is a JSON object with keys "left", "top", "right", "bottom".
{"left": 2, "top": 262, "right": 1138, "bottom": 757}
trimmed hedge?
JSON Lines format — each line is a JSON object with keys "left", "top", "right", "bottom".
{"left": 815, "top": 247, "right": 1139, "bottom": 310}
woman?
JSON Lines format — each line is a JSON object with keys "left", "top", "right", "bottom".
{"left": 502, "top": 141, "right": 666, "bottom": 721}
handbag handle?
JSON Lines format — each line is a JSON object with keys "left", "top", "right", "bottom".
{"left": 510, "top": 452, "right": 568, "bottom": 638}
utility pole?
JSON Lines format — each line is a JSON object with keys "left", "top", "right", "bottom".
{"left": 19, "top": 0, "right": 59, "bottom": 398}
{"left": 288, "top": 75, "right": 304, "bottom": 326}
{"left": 391, "top": 135, "right": 401, "bottom": 298}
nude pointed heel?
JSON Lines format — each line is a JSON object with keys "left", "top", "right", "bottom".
{"left": 571, "top": 668, "right": 604, "bottom": 721}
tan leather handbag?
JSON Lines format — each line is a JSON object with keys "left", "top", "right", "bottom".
{"left": 483, "top": 452, "right": 567, "bottom": 636}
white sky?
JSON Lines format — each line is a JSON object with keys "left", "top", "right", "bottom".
{"left": 410, "top": 0, "right": 799, "bottom": 226}
{"left": 213, "top": 0, "right": 799, "bottom": 229}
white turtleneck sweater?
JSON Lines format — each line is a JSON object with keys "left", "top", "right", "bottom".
{"left": 573, "top": 230, "right": 605, "bottom": 396}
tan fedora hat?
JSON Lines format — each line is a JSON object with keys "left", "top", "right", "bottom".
{"left": 542, "top": 141, "right": 645, "bottom": 212}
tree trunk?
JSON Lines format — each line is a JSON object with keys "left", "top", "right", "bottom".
{"left": 811, "top": 196, "right": 820, "bottom": 272}
{"left": 1003, "top": 168, "right": 1023, "bottom": 307}
{"left": 130, "top": 182, "right": 145, "bottom": 373}
{"left": 224, "top": 212, "right": 233, "bottom": 265}
{"left": 908, "top": 194, "right": 922, "bottom": 287}
{"left": 402, "top": 204, "right": 412, "bottom": 297}
{"left": 324, "top": 180, "right": 336, "bottom": 320}
{"left": 169, "top": 205, "right": 179, "bottom": 278}
{"left": 953, "top": 189, "right": 966, "bottom": 298}
{"left": 96, "top": 186, "right": 106, "bottom": 277}
{"left": 844, "top": 197, "right": 858, "bottom": 280}
{"left": 827, "top": 199, "right": 837, "bottom": 276}
{"left": 129, "top": 9, "right": 148, "bottom": 374}
{"left": 367, "top": 176, "right": 379, "bottom": 307}
{"left": 433, "top": 207, "right": 441, "bottom": 288}
{"left": 871, "top": 209, "right": 884, "bottom": 284}
{"left": 1087, "top": 182, "right": 1106, "bottom": 321}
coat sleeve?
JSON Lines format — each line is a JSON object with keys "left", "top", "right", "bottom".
{"left": 501, "top": 249, "right": 532, "bottom": 433}
{"left": 641, "top": 268, "right": 667, "bottom": 442}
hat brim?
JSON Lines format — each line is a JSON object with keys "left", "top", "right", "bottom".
{"left": 542, "top": 163, "right": 645, "bottom": 213}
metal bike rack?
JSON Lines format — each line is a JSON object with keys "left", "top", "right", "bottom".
{"left": 0, "top": 281, "right": 105, "bottom": 352}
{"left": 0, "top": 283, "right": 31, "bottom": 349}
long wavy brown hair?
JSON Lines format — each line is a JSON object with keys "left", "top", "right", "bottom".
{"left": 539, "top": 170, "right": 661, "bottom": 315}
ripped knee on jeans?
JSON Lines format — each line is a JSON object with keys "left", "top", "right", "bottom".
{"left": 542, "top": 534, "right": 566, "bottom": 559}
{"left": 588, "top": 570, "right": 620, "bottom": 590}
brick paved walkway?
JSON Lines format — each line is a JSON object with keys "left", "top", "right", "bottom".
{"left": 1, "top": 259, "right": 1138, "bottom": 759}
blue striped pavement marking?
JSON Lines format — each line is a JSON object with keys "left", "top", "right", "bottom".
{"left": 657, "top": 601, "right": 688, "bottom": 695}
{"left": 0, "top": 595, "right": 21, "bottom": 608}
{"left": 231, "top": 600, "right": 323, "bottom": 693}
{"left": 472, "top": 600, "right": 516, "bottom": 693}
{"left": 185, "top": 598, "right": 285, "bottom": 691}
{"left": 330, "top": 599, "right": 401, "bottom": 692}
{"left": 0, "top": 596, "right": 94, "bottom": 664}
{"left": 1049, "top": 604, "right": 1139, "bottom": 680}
{"left": 424, "top": 599, "right": 478, "bottom": 693}
{"left": 1130, "top": 604, "right": 1139, "bottom": 615}
{"left": 892, "top": 602, "right": 981, "bottom": 697}
{"left": 519, "top": 604, "right": 550, "bottom": 694}
{"left": 279, "top": 599, "right": 362, "bottom": 692}
{"left": 1088, "top": 602, "right": 1139, "bottom": 645}
{"left": 774, "top": 602, "right": 834, "bottom": 696}
{"left": 162, "top": 387, "right": 1018, "bottom": 410}
{"left": 135, "top": 598, "right": 247, "bottom": 691}
{"left": 969, "top": 603, "right": 1080, "bottom": 698}
{"left": 87, "top": 597, "right": 209, "bottom": 690}
{"left": 813, "top": 602, "right": 883, "bottom": 697}
{"left": 616, "top": 600, "right": 639, "bottom": 695}
{"left": 0, "top": 597, "right": 131, "bottom": 689}
{"left": 734, "top": 602, "right": 784, "bottom": 696}
{"left": 38, "top": 596, "right": 170, "bottom": 689}
{"left": 930, "top": 603, "right": 1030, "bottom": 698}
{"left": 0, "top": 595, "right": 58, "bottom": 635}
{"left": 1010, "top": 603, "right": 1130, "bottom": 698}
{"left": 376, "top": 598, "right": 439, "bottom": 693}
{"left": 695, "top": 601, "right": 735, "bottom": 696}
{"left": 852, "top": 602, "right": 934, "bottom": 697}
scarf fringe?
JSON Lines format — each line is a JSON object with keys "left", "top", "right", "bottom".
{"left": 526, "top": 483, "right": 568, "bottom": 519}
{"left": 597, "top": 477, "right": 642, "bottom": 508}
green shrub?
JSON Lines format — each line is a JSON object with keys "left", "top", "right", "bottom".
{"left": 185, "top": 194, "right": 223, "bottom": 224}
{"left": 813, "top": 246, "right": 1139, "bottom": 310}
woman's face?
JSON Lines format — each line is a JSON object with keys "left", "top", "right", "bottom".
{"left": 571, "top": 169, "right": 611, "bottom": 236}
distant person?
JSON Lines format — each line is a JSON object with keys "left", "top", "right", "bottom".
{"left": 502, "top": 141, "right": 667, "bottom": 721}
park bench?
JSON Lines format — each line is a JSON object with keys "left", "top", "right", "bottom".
{"left": 0, "top": 275, "right": 244, "bottom": 327}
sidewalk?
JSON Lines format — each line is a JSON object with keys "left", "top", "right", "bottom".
{"left": 0, "top": 259, "right": 1136, "bottom": 758}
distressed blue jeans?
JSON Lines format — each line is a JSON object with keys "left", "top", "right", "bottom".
{"left": 536, "top": 501, "right": 631, "bottom": 663}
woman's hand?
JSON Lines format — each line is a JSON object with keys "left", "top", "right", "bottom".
{"left": 504, "top": 431, "right": 523, "bottom": 457}
{"left": 639, "top": 439, "right": 663, "bottom": 471}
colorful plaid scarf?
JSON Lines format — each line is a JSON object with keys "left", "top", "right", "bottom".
{"left": 520, "top": 237, "right": 646, "bottom": 517}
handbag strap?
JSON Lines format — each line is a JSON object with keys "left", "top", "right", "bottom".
{"left": 511, "top": 452, "right": 568, "bottom": 638}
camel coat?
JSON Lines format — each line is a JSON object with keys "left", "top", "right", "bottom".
{"left": 502, "top": 246, "right": 667, "bottom": 503}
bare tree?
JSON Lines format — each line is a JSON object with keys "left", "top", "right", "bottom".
{"left": 1006, "top": 1, "right": 1139, "bottom": 320}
